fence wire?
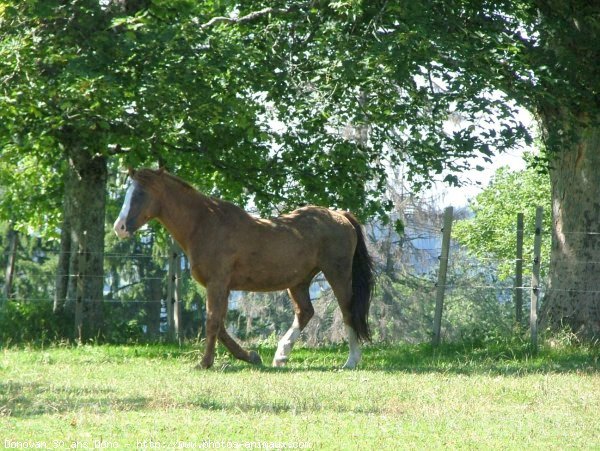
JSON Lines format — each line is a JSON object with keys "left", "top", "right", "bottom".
{"left": 2, "top": 211, "right": 600, "bottom": 344}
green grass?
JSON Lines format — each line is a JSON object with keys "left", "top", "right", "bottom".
{"left": 1, "top": 342, "right": 599, "bottom": 449}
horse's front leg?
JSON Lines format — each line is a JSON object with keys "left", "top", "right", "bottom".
{"left": 198, "top": 283, "right": 229, "bottom": 369}
{"left": 218, "top": 326, "right": 262, "bottom": 365}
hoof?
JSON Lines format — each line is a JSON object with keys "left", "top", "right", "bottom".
{"left": 196, "top": 357, "right": 214, "bottom": 370}
{"left": 248, "top": 351, "right": 263, "bottom": 365}
{"left": 272, "top": 358, "right": 287, "bottom": 368}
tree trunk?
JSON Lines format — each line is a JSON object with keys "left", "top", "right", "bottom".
{"left": 147, "top": 276, "right": 163, "bottom": 338}
{"left": 3, "top": 224, "right": 18, "bottom": 300}
{"left": 541, "top": 124, "right": 600, "bottom": 339}
{"left": 146, "top": 236, "right": 163, "bottom": 338}
{"left": 54, "top": 172, "right": 73, "bottom": 313}
{"left": 53, "top": 222, "right": 71, "bottom": 312}
{"left": 65, "top": 148, "right": 108, "bottom": 341}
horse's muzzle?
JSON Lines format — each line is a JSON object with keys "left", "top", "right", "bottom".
{"left": 113, "top": 217, "right": 131, "bottom": 239}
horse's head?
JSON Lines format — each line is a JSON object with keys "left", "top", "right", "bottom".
{"left": 113, "top": 168, "right": 162, "bottom": 239}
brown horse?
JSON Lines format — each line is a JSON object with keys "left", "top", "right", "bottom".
{"left": 113, "top": 168, "right": 374, "bottom": 369}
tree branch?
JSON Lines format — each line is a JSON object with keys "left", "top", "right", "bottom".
{"left": 199, "top": 7, "right": 295, "bottom": 30}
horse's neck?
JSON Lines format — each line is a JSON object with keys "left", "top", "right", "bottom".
{"left": 155, "top": 183, "right": 237, "bottom": 252}
{"left": 156, "top": 185, "right": 212, "bottom": 250}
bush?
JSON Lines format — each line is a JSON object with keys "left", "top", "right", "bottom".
{"left": 0, "top": 300, "right": 72, "bottom": 345}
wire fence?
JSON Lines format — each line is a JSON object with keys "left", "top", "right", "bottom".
{"left": 1, "top": 206, "right": 598, "bottom": 344}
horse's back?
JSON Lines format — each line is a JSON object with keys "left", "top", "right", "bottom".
{"left": 228, "top": 206, "right": 356, "bottom": 291}
{"left": 269, "top": 206, "right": 357, "bottom": 267}
{"left": 271, "top": 206, "right": 355, "bottom": 240}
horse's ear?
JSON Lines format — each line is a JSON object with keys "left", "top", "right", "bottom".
{"left": 157, "top": 166, "right": 166, "bottom": 175}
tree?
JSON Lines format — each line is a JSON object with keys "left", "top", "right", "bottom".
{"left": 0, "top": 1, "right": 400, "bottom": 338}
{"left": 2, "top": 1, "right": 599, "bottom": 339}
{"left": 0, "top": 220, "right": 58, "bottom": 305}
{"left": 453, "top": 162, "right": 552, "bottom": 282}
{"left": 1, "top": 1, "right": 126, "bottom": 338}
{"left": 0, "top": 0, "right": 297, "bottom": 337}
{"left": 279, "top": 0, "right": 600, "bottom": 338}
{"left": 237, "top": 0, "right": 600, "bottom": 338}
{"left": 454, "top": 1, "right": 600, "bottom": 338}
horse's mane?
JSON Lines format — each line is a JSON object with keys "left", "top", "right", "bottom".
{"left": 133, "top": 169, "right": 197, "bottom": 193}
{"left": 132, "top": 168, "right": 248, "bottom": 217}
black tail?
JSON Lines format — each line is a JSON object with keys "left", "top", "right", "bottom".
{"left": 343, "top": 212, "right": 374, "bottom": 342}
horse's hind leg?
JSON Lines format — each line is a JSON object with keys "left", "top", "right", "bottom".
{"left": 324, "top": 270, "right": 361, "bottom": 369}
{"left": 273, "top": 282, "right": 314, "bottom": 367}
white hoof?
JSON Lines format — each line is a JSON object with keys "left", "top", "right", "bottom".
{"left": 342, "top": 359, "right": 358, "bottom": 370}
{"left": 272, "top": 358, "right": 287, "bottom": 368}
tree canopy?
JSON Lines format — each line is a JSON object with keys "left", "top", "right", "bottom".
{"left": 1, "top": 0, "right": 599, "bottom": 338}
{"left": 1, "top": 0, "right": 545, "bottom": 229}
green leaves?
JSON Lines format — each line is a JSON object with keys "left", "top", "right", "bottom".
{"left": 453, "top": 161, "right": 551, "bottom": 281}
{"left": 0, "top": 149, "right": 63, "bottom": 238}
{"left": 2, "top": 0, "right": 596, "bottom": 237}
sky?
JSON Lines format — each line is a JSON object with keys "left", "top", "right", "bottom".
{"left": 426, "top": 107, "right": 534, "bottom": 208}
{"left": 428, "top": 147, "right": 527, "bottom": 208}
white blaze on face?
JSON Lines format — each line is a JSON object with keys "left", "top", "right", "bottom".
{"left": 113, "top": 182, "right": 136, "bottom": 239}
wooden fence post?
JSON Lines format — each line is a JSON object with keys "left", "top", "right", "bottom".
{"left": 433, "top": 206, "right": 453, "bottom": 347}
{"left": 530, "top": 206, "right": 543, "bottom": 353}
{"left": 3, "top": 225, "right": 18, "bottom": 302}
{"left": 515, "top": 213, "right": 524, "bottom": 325}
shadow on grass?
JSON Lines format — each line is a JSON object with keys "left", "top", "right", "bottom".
{"left": 161, "top": 341, "right": 600, "bottom": 378}
{"left": 0, "top": 380, "right": 384, "bottom": 418}
{"left": 0, "top": 381, "right": 151, "bottom": 418}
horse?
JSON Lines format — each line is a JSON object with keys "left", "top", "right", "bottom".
{"left": 113, "top": 168, "right": 374, "bottom": 369}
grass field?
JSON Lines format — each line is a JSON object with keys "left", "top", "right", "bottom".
{"left": 1, "top": 341, "right": 599, "bottom": 450}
